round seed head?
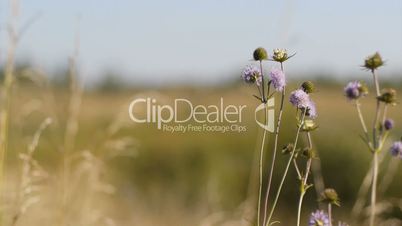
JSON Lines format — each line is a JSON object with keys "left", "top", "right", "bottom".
{"left": 253, "top": 47, "right": 268, "bottom": 61}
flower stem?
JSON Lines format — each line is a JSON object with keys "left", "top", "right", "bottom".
{"left": 355, "top": 100, "right": 372, "bottom": 149}
{"left": 257, "top": 103, "right": 269, "bottom": 226}
{"left": 296, "top": 192, "right": 305, "bottom": 226}
{"left": 296, "top": 132, "right": 313, "bottom": 226}
{"left": 372, "top": 69, "right": 380, "bottom": 97}
{"left": 266, "top": 110, "right": 306, "bottom": 226}
{"left": 260, "top": 60, "right": 266, "bottom": 102}
{"left": 370, "top": 152, "right": 378, "bottom": 226}
{"left": 262, "top": 66, "right": 286, "bottom": 226}
{"left": 328, "top": 203, "right": 333, "bottom": 226}
{"left": 369, "top": 69, "right": 381, "bottom": 226}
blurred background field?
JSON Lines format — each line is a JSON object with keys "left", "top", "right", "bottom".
{"left": 0, "top": 0, "right": 401, "bottom": 225}
{"left": 2, "top": 72, "right": 402, "bottom": 225}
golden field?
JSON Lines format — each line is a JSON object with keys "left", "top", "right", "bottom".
{"left": 2, "top": 78, "right": 402, "bottom": 226}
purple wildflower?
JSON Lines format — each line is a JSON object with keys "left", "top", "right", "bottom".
{"left": 390, "top": 141, "right": 402, "bottom": 158}
{"left": 241, "top": 65, "right": 261, "bottom": 84}
{"left": 344, "top": 81, "right": 368, "bottom": 100}
{"left": 290, "top": 89, "right": 310, "bottom": 109}
{"left": 309, "top": 210, "right": 330, "bottom": 226}
{"left": 269, "top": 68, "right": 286, "bottom": 91}
{"left": 384, "top": 119, "right": 394, "bottom": 131}
{"left": 306, "top": 100, "right": 318, "bottom": 118}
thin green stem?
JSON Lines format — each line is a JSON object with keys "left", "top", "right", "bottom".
{"left": 296, "top": 132, "right": 313, "bottom": 226}
{"left": 328, "top": 203, "right": 333, "bottom": 226}
{"left": 257, "top": 103, "right": 269, "bottom": 226}
{"left": 262, "top": 62, "right": 286, "bottom": 226}
{"left": 372, "top": 69, "right": 380, "bottom": 97}
{"left": 262, "top": 88, "right": 286, "bottom": 226}
{"left": 266, "top": 110, "right": 306, "bottom": 226}
{"left": 370, "top": 153, "right": 378, "bottom": 226}
{"left": 379, "top": 104, "right": 388, "bottom": 139}
{"left": 293, "top": 159, "right": 302, "bottom": 180}
{"left": 355, "top": 100, "right": 373, "bottom": 150}
{"left": 369, "top": 69, "right": 381, "bottom": 226}
{"left": 351, "top": 69, "right": 384, "bottom": 223}
{"left": 296, "top": 192, "right": 305, "bottom": 226}
{"left": 260, "top": 61, "right": 266, "bottom": 102}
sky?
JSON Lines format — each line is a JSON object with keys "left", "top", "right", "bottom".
{"left": 0, "top": 0, "right": 401, "bottom": 85}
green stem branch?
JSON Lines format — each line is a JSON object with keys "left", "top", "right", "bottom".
{"left": 266, "top": 110, "right": 306, "bottom": 226}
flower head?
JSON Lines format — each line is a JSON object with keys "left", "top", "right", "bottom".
{"left": 344, "top": 81, "right": 368, "bottom": 100}
{"left": 309, "top": 210, "right": 330, "bottom": 226}
{"left": 302, "top": 81, "right": 315, "bottom": 93}
{"left": 272, "top": 48, "right": 288, "bottom": 62}
{"left": 320, "top": 188, "right": 340, "bottom": 206}
{"left": 290, "top": 89, "right": 318, "bottom": 118}
{"left": 384, "top": 119, "right": 394, "bottom": 131}
{"left": 378, "top": 88, "right": 397, "bottom": 105}
{"left": 269, "top": 68, "right": 286, "bottom": 91}
{"left": 290, "top": 89, "right": 310, "bottom": 109}
{"left": 241, "top": 65, "right": 261, "bottom": 84}
{"left": 253, "top": 47, "right": 268, "bottom": 61}
{"left": 390, "top": 141, "right": 402, "bottom": 158}
{"left": 364, "top": 52, "right": 384, "bottom": 70}
{"left": 306, "top": 100, "right": 318, "bottom": 118}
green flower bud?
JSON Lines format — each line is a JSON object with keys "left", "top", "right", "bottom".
{"left": 301, "top": 147, "right": 316, "bottom": 159}
{"left": 377, "top": 88, "right": 397, "bottom": 105}
{"left": 301, "top": 81, "right": 315, "bottom": 93}
{"left": 320, "top": 188, "right": 340, "bottom": 206}
{"left": 299, "top": 119, "right": 318, "bottom": 132}
{"left": 364, "top": 52, "right": 384, "bottom": 70}
{"left": 253, "top": 47, "right": 268, "bottom": 61}
{"left": 273, "top": 48, "right": 288, "bottom": 62}
{"left": 358, "top": 82, "right": 369, "bottom": 96}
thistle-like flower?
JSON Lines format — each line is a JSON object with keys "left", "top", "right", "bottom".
{"left": 306, "top": 100, "right": 317, "bottom": 118}
{"left": 383, "top": 119, "right": 394, "bottom": 131}
{"left": 344, "top": 81, "right": 368, "bottom": 100}
{"left": 364, "top": 52, "right": 384, "bottom": 70}
{"left": 290, "top": 89, "right": 318, "bottom": 118}
{"left": 309, "top": 210, "right": 330, "bottom": 226}
{"left": 290, "top": 89, "right": 310, "bottom": 109}
{"left": 390, "top": 141, "right": 402, "bottom": 158}
{"left": 378, "top": 88, "right": 397, "bottom": 105}
{"left": 269, "top": 68, "right": 286, "bottom": 91}
{"left": 272, "top": 48, "right": 288, "bottom": 62}
{"left": 253, "top": 47, "right": 268, "bottom": 61}
{"left": 241, "top": 65, "right": 261, "bottom": 84}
